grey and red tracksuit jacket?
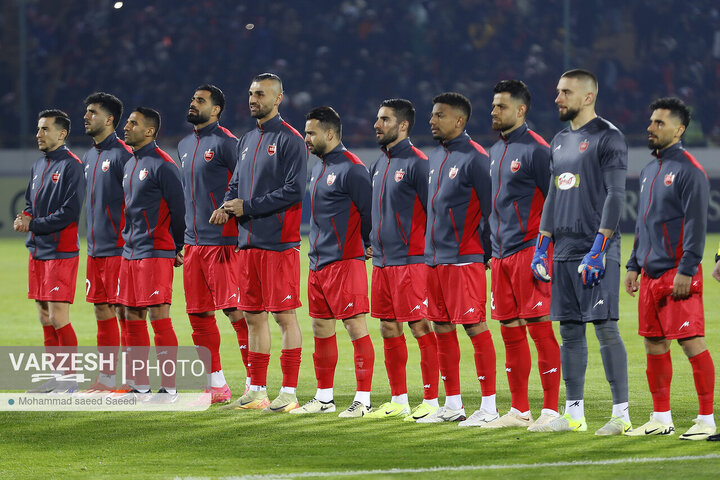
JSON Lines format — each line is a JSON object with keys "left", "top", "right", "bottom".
{"left": 23, "top": 145, "right": 86, "bottom": 260}
{"left": 121, "top": 141, "right": 185, "bottom": 260}
{"left": 83, "top": 132, "right": 133, "bottom": 258}
{"left": 178, "top": 121, "right": 239, "bottom": 246}
{"left": 425, "top": 132, "right": 492, "bottom": 266}
{"left": 308, "top": 144, "right": 372, "bottom": 271}
{"left": 627, "top": 142, "right": 709, "bottom": 278}
{"left": 370, "top": 138, "right": 428, "bottom": 267}
{"left": 488, "top": 123, "right": 551, "bottom": 258}
{"left": 225, "top": 114, "right": 308, "bottom": 251}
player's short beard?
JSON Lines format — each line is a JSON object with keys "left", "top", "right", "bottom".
{"left": 377, "top": 128, "right": 398, "bottom": 147}
{"left": 559, "top": 107, "right": 580, "bottom": 122}
{"left": 308, "top": 141, "right": 326, "bottom": 156}
{"left": 251, "top": 104, "right": 273, "bottom": 119}
{"left": 85, "top": 124, "right": 103, "bottom": 138}
{"left": 647, "top": 136, "right": 667, "bottom": 150}
{"left": 187, "top": 110, "right": 209, "bottom": 125}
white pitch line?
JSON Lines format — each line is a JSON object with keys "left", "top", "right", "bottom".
{"left": 177, "top": 453, "right": 720, "bottom": 480}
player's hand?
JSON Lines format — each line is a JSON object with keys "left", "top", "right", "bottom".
{"left": 365, "top": 246, "right": 373, "bottom": 259}
{"left": 530, "top": 233, "right": 552, "bottom": 282}
{"left": 713, "top": 260, "right": 720, "bottom": 283}
{"left": 222, "top": 199, "right": 244, "bottom": 217}
{"left": 174, "top": 251, "right": 184, "bottom": 267}
{"left": 209, "top": 208, "right": 229, "bottom": 225}
{"left": 624, "top": 270, "right": 640, "bottom": 297}
{"left": 13, "top": 213, "right": 30, "bottom": 232}
{"left": 578, "top": 233, "right": 608, "bottom": 287}
{"left": 671, "top": 272, "right": 691, "bottom": 299}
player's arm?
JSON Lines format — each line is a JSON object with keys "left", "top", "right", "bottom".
{"left": 531, "top": 144, "right": 552, "bottom": 198}
{"left": 28, "top": 162, "right": 86, "bottom": 235}
{"left": 242, "top": 136, "right": 308, "bottom": 217}
{"left": 347, "top": 163, "right": 373, "bottom": 249}
{"left": 625, "top": 224, "right": 641, "bottom": 297}
{"left": 532, "top": 155, "right": 556, "bottom": 281}
{"left": 14, "top": 171, "right": 35, "bottom": 232}
{"left": 159, "top": 161, "right": 186, "bottom": 254}
{"left": 410, "top": 155, "right": 429, "bottom": 210}
{"left": 579, "top": 132, "right": 627, "bottom": 287}
{"left": 673, "top": 167, "right": 709, "bottom": 298}
{"left": 713, "top": 242, "right": 720, "bottom": 282}
{"left": 470, "top": 151, "right": 492, "bottom": 262}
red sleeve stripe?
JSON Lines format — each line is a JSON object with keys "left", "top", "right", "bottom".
{"left": 281, "top": 121, "right": 305, "bottom": 139}
{"left": 411, "top": 146, "right": 428, "bottom": 160}
{"left": 527, "top": 129, "right": 550, "bottom": 148}
{"left": 683, "top": 151, "right": 708, "bottom": 179}
{"left": 468, "top": 139, "right": 488, "bottom": 156}
{"left": 343, "top": 150, "right": 365, "bottom": 166}
{"left": 155, "top": 148, "right": 178, "bottom": 166}
{"left": 67, "top": 150, "right": 83, "bottom": 164}
{"left": 117, "top": 138, "right": 134, "bottom": 154}
{"left": 218, "top": 125, "right": 238, "bottom": 139}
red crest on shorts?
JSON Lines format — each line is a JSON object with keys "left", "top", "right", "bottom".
{"left": 102, "top": 160, "right": 110, "bottom": 172}
{"left": 204, "top": 149, "right": 214, "bottom": 162}
{"left": 139, "top": 168, "right": 149, "bottom": 181}
{"left": 664, "top": 173, "right": 675, "bottom": 186}
{"left": 449, "top": 166, "right": 459, "bottom": 179}
{"left": 510, "top": 159, "right": 520, "bottom": 173}
{"left": 326, "top": 172, "right": 336, "bottom": 185}
{"left": 579, "top": 139, "right": 589, "bottom": 153}
{"left": 394, "top": 169, "right": 405, "bottom": 182}
{"left": 51, "top": 172, "right": 60, "bottom": 183}
{"left": 267, "top": 143, "right": 277, "bottom": 156}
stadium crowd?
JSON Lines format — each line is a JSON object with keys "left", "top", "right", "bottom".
{"left": 2, "top": 0, "right": 720, "bottom": 147}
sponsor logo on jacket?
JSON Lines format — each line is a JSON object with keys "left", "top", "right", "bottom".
{"left": 556, "top": 172, "right": 580, "bottom": 190}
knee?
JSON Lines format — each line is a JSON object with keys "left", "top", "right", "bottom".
{"left": 594, "top": 321, "right": 622, "bottom": 345}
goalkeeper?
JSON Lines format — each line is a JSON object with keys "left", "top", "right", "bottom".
{"left": 529, "top": 69, "right": 631, "bottom": 435}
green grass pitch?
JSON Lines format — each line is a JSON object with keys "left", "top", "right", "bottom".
{"left": 0, "top": 235, "right": 719, "bottom": 479}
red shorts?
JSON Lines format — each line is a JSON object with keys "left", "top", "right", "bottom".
{"left": 371, "top": 264, "right": 428, "bottom": 321}
{"left": 427, "top": 263, "right": 487, "bottom": 324}
{"left": 238, "top": 248, "right": 301, "bottom": 312}
{"left": 491, "top": 247, "right": 551, "bottom": 320}
{"left": 28, "top": 256, "right": 79, "bottom": 303}
{"left": 638, "top": 267, "right": 704, "bottom": 340}
{"left": 117, "top": 257, "right": 174, "bottom": 308}
{"left": 308, "top": 259, "right": 369, "bottom": 319}
{"left": 86, "top": 255, "right": 122, "bottom": 304}
{"left": 183, "top": 245, "right": 242, "bottom": 314}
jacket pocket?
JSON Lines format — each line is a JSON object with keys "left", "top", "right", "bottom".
{"left": 513, "top": 201, "right": 525, "bottom": 232}
{"left": 448, "top": 208, "right": 460, "bottom": 244}
{"left": 142, "top": 210, "right": 153, "bottom": 238}
{"left": 395, "top": 213, "right": 409, "bottom": 245}
{"left": 330, "top": 217, "right": 342, "bottom": 250}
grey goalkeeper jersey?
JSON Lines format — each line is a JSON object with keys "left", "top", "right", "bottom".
{"left": 539, "top": 116, "right": 627, "bottom": 262}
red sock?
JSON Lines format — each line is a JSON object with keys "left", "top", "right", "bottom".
{"left": 383, "top": 335, "right": 408, "bottom": 396}
{"left": 118, "top": 318, "right": 128, "bottom": 347}
{"left": 528, "top": 321, "right": 561, "bottom": 411}
{"left": 232, "top": 317, "right": 249, "bottom": 371}
{"left": 416, "top": 332, "right": 439, "bottom": 400}
{"left": 150, "top": 318, "right": 178, "bottom": 389}
{"left": 313, "top": 335, "right": 338, "bottom": 389}
{"left": 689, "top": 350, "right": 715, "bottom": 416}
{"left": 470, "top": 329, "right": 496, "bottom": 397}
{"left": 189, "top": 314, "right": 222, "bottom": 373}
{"left": 56, "top": 323, "right": 77, "bottom": 346}
{"left": 352, "top": 335, "right": 374, "bottom": 392}
{"left": 436, "top": 329, "right": 461, "bottom": 396}
{"left": 280, "top": 348, "right": 302, "bottom": 388}
{"left": 646, "top": 351, "right": 672, "bottom": 412}
{"left": 501, "top": 325, "right": 531, "bottom": 412}
{"left": 43, "top": 325, "right": 59, "bottom": 347}
{"left": 248, "top": 351, "right": 270, "bottom": 386}
{"left": 97, "top": 317, "right": 120, "bottom": 375}
{"left": 125, "top": 320, "right": 150, "bottom": 386}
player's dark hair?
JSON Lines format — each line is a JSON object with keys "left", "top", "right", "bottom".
{"left": 84, "top": 92, "right": 124, "bottom": 129}
{"left": 493, "top": 80, "right": 531, "bottom": 114}
{"left": 649, "top": 96, "right": 691, "bottom": 128}
{"left": 133, "top": 106, "right": 161, "bottom": 138}
{"left": 432, "top": 92, "right": 472, "bottom": 122}
{"left": 38, "top": 109, "right": 71, "bottom": 134}
{"left": 306, "top": 106, "right": 342, "bottom": 137}
{"left": 253, "top": 72, "right": 284, "bottom": 93}
{"left": 561, "top": 69, "right": 599, "bottom": 92}
{"left": 380, "top": 98, "right": 416, "bottom": 133}
{"left": 196, "top": 84, "right": 226, "bottom": 118}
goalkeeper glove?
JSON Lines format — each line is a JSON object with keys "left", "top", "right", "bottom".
{"left": 531, "top": 233, "right": 552, "bottom": 282}
{"left": 578, "top": 233, "right": 609, "bottom": 287}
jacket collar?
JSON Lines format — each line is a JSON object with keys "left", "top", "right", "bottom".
{"left": 441, "top": 131, "right": 471, "bottom": 149}
{"left": 194, "top": 121, "right": 219, "bottom": 138}
{"left": 652, "top": 141, "right": 683, "bottom": 159}
{"left": 132, "top": 140, "right": 159, "bottom": 157}
{"left": 44, "top": 144, "right": 70, "bottom": 161}
{"left": 94, "top": 132, "right": 119, "bottom": 150}
{"left": 320, "top": 143, "right": 347, "bottom": 163}
{"left": 257, "top": 114, "right": 283, "bottom": 131}
{"left": 382, "top": 137, "right": 414, "bottom": 158}
{"left": 500, "top": 123, "right": 528, "bottom": 143}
